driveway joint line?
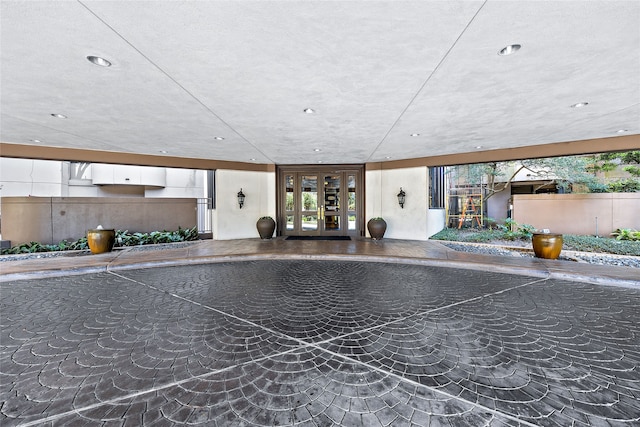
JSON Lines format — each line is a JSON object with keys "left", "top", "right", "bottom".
{"left": 103, "top": 271, "right": 549, "bottom": 426}
{"left": 17, "top": 343, "right": 305, "bottom": 427}
{"left": 304, "top": 341, "right": 542, "bottom": 427}
{"left": 108, "top": 270, "right": 318, "bottom": 349}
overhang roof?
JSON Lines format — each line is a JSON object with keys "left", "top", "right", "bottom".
{"left": 1, "top": 1, "right": 638, "bottom": 169}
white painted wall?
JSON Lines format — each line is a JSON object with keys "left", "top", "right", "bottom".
{"left": 365, "top": 166, "right": 430, "bottom": 240}
{"left": 365, "top": 168, "right": 382, "bottom": 220}
{"left": 427, "top": 209, "right": 446, "bottom": 237}
{"left": 2, "top": 157, "right": 446, "bottom": 242}
{"left": 0, "top": 158, "right": 63, "bottom": 196}
{"left": 0, "top": 158, "right": 205, "bottom": 199}
{"left": 145, "top": 169, "right": 204, "bottom": 198}
{"left": 486, "top": 182, "right": 511, "bottom": 221}
{"left": 212, "top": 169, "right": 276, "bottom": 240}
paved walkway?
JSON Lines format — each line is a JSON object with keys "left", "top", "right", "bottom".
{"left": 1, "top": 238, "right": 639, "bottom": 425}
{"left": 2, "top": 238, "right": 639, "bottom": 286}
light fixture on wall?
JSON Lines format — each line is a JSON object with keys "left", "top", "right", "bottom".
{"left": 397, "top": 187, "right": 406, "bottom": 209}
{"left": 237, "top": 188, "right": 246, "bottom": 209}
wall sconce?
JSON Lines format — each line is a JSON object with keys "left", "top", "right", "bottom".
{"left": 237, "top": 188, "right": 245, "bottom": 209}
{"left": 397, "top": 187, "right": 406, "bottom": 208}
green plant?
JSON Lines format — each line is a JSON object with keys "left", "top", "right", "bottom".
{"left": 468, "top": 229, "right": 505, "bottom": 242}
{"left": 114, "top": 226, "right": 198, "bottom": 247}
{"left": 563, "top": 235, "right": 640, "bottom": 256}
{"left": 429, "top": 228, "right": 461, "bottom": 241}
{"left": 607, "top": 179, "right": 640, "bottom": 193}
{"left": 611, "top": 228, "right": 640, "bottom": 241}
{"left": 484, "top": 217, "right": 498, "bottom": 229}
{"left": 1, "top": 226, "right": 198, "bottom": 255}
{"left": 496, "top": 218, "right": 534, "bottom": 240}
{"left": 430, "top": 228, "right": 640, "bottom": 257}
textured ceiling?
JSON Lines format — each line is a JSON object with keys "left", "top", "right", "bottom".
{"left": 1, "top": 1, "right": 639, "bottom": 166}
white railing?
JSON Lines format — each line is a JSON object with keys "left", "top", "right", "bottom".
{"left": 197, "top": 198, "right": 213, "bottom": 234}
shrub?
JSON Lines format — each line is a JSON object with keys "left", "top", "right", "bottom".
{"left": 496, "top": 218, "right": 534, "bottom": 240}
{"left": 563, "top": 235, "right": 640, "bottom": 256}
{"left": 430, "top": 228, "right": 640, "bottom": 256}
{"left": 1, "top": 226, "right": 198, "bottom": 255}
{"left": 607, "top": 179, "right": 640, "bottom": 193}
{"left": 611, "top": 228, "right": 640, "bottom": 241}
{"left": 430, "top": 228, "right": 461, "bottom": 241}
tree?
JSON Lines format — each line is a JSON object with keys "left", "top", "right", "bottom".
{"left": 452, "top": 156, "right": 600, "bottom": 200}
{"left": 588, "top": 151, "right": 640, "bottom": 191}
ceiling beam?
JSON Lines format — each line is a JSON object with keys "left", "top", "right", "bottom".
{"left": 0, "top": 143, "right": 276, "bottom": 172}
{"left": 370, "top": 134, "right": 640, "bottom": 170}
{"left": 2, "top": 134, "right": 638, "bottom": 172}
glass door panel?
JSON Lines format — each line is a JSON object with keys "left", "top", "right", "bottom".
{"left": 278, "top": 166, "right": 363, "bottom": 237}
{"left": 285, "top": 175, "right": 295, "bottom": 230}
{"left": 323, "top": 174, "right": 341, "bottom": 232}
{"left": 300, "top": 175, "right": 318, "bottom": 232}
{"left": 347, "top": 174, "right": 357, "bottom": 231}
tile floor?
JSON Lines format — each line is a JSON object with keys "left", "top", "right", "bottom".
{"left": 1, "top": 258, "right": 639, "bottom": 426}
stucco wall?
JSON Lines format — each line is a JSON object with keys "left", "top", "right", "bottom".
{"left": 366, "top": 167, "right": 430, "bottom": 240}
{"left": 427, "top": 209, "right": 446, "bottom": 238}
{"left": 512, "top": 193, "right": 639, "bottom": 236}
{"left": 0, "top": 158, "right": 64, "bottom": 197}
{"left": 1, "top": 197, "right": 197, "bottom": 245}
{"left": 0, "top": 158, "right": 205, "bottom": 199}
{"left": 212, "top": 169, "right": 276, "bottom": 240}
{"left": 486, "top": 183, "right": 512, "bottom": 221}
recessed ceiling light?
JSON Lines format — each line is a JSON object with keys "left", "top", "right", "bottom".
{"left": 498, "top": 44, "right": 521, "bottom": 56}
{"left": 570, "top": 102, "right": 589, "bottom": 108}
{"left": 303, "top": 108, "right": 315, "bottom": 114}
{"left": 87, "top": 55, "right": 112, "bottom": 67}
{"left": 616, "top": 129, "right": 628, "bottom": 133}
{"left": 317, "top": 160, "right": 323, "bottom": 163}
{"left": 410, "top": 133, "right": 420, "bottom": 137}
{"left": 250, "top": 158, "right": 256, "bottom": 161}
{"left": 159, "top": 150, "right": 168, "bottom": 154}
{"left": 31, "top": 139, "right": 41, "bottom": 143}
{"left": 314, "top": 148, "right": 321, "bottom": 152}
{"left": 385, "top": 156, "right": 392, "bottom": 159}
{"left": 51, "top": 113, "right": 67, "bottom": 118}
{"left": 214, "top": 136, "right": 225, "bottom": 140}
{"left": 475, "top": 145, "right": 483, "bottom": 149}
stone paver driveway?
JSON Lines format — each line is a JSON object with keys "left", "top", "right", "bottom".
{"left": 1, "top": 260, "right": 639, "bottom": 426}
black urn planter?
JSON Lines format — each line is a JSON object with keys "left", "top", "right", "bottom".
{"left": 256, "top": 216, "right": 276, "bottom": 239}
{"left": 367, "top": 218, "right": 387, "bottom": 240}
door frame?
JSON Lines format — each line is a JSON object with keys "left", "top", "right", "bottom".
{"left": 276, "top": 164, "right": 365, "bottom": 237}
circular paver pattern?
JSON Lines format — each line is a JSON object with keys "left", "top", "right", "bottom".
{"left": 1, "top": 260, "right": 639, "bottom": 426}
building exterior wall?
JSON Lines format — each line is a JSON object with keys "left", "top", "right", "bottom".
{"left": 512, "top": 193, "right": 639, "bottom": 236}
{"left": 0, "top": 158, "right": 205, "bottom": 199}
{"left": 212, "top": 169, "right": 276, "bottom": 240}
{"left": 366, "top": 167, "right": 430, "bottom": 240}
{"left": 2, "top": 158, "right": 446, "bottom": 243}
{"left": 2, "top": 197, "right": 197, "bottom": 245}
{"left": 427, "top": 208, "right": 446, "bottom": 237}
{"left": 0, "top": 159, "right": 64, "bottom": 197}
{"left": 486, "top": 183, "right": 512, "bottom": 221}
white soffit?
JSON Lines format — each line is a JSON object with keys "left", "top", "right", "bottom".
{"left": 1, "top": 1, "right": 638, "bottom": 165}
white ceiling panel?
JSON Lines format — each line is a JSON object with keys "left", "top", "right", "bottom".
{"left": 1, "top": 1, "right": 638, "bottom": 165}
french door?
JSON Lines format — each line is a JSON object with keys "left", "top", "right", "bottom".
{"left": 277, "top": 165, "right": 364, "bottom": 237}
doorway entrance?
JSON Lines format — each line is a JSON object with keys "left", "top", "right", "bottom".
{"left": 277, "top": 165, "right": 364, "bottom": 237}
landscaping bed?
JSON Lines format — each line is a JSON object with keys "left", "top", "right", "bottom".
{"left": 431, "top": 227, "right": 640, "bottom": 268}
{"left": 0, "top": 227, "right": 199, "bottom": 257}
